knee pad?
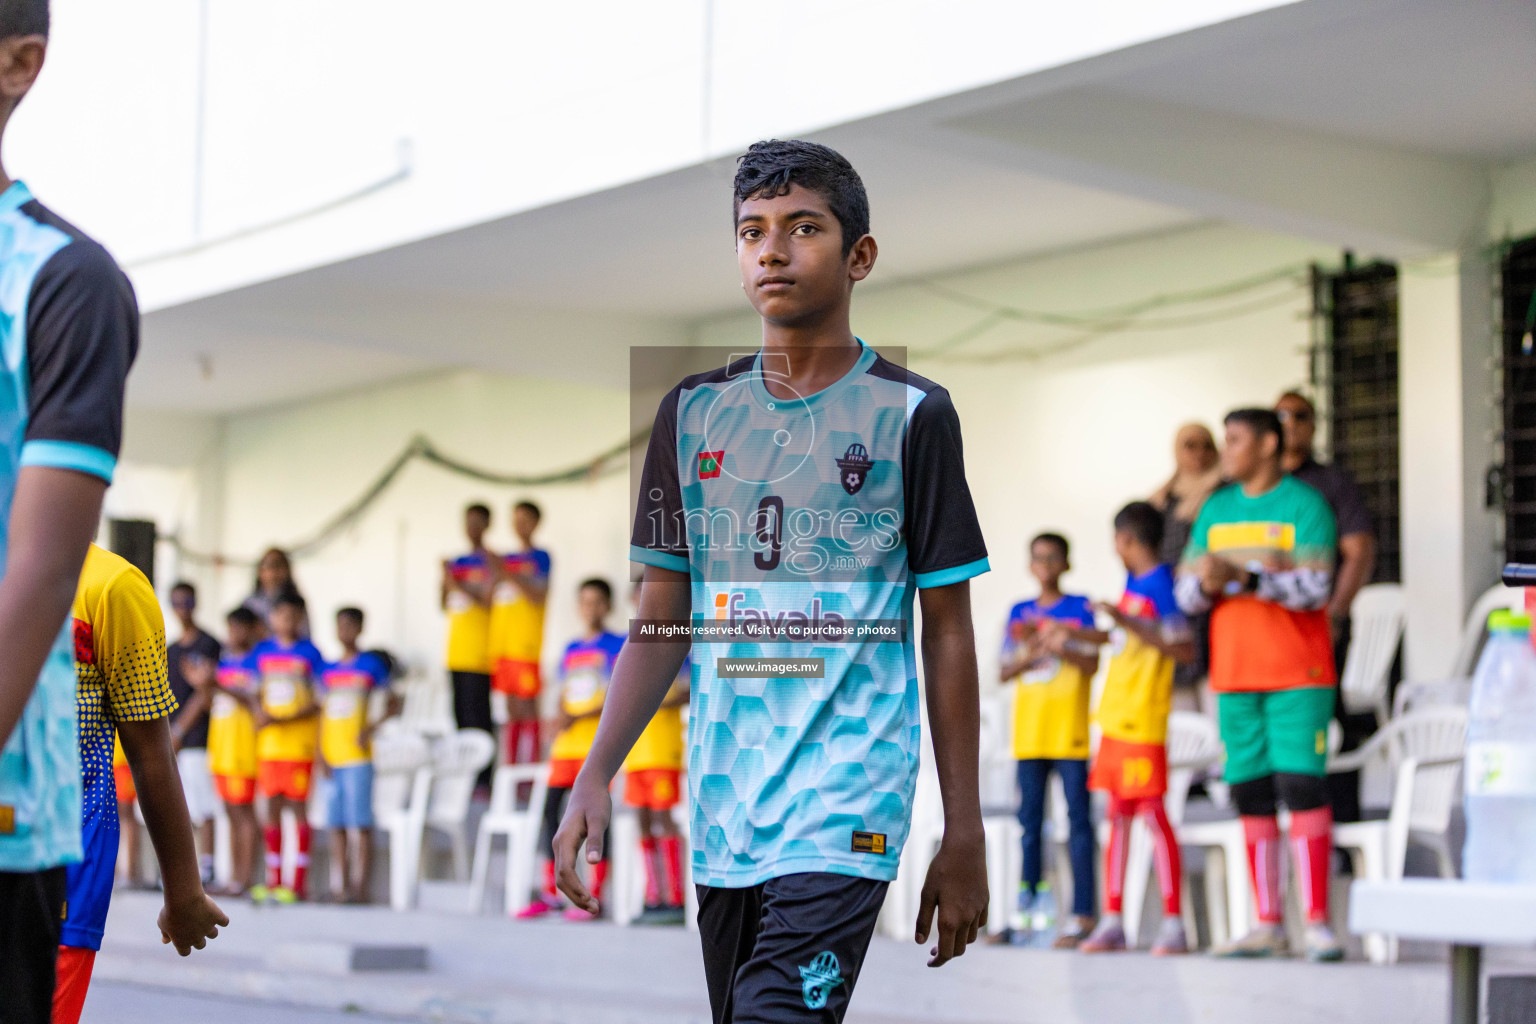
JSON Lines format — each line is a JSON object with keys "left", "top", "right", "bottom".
{"left": 1230, "top": 776, "right": 1278, "bottom": 818}
{"left": 1274, "top": 772, "right": 1329, "bottom": 812}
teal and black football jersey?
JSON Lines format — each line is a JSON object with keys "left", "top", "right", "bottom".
{"left": 630, "top": 342, "right": 988, "bottom": 887}
{"left": 0, "top": 181, "right": 137, "bottom": 872}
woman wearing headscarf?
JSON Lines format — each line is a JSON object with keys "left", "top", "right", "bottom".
{"left": 1149, "top": 424, "right": 1222, "bottom": 709}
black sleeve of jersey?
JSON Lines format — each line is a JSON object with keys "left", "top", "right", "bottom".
{"left": 630, "top": 387, "right": 690, "bottom": 567}
{"left": 24, "top": 240, "right": 139, "bottom": 457}
{"left": 904, "top": 386, "right": 988, "bottom": 579}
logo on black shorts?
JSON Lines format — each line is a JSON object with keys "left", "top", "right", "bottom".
{"left": 799, "top": 951, "right": 844, "bottom": 1010}
{"left": 836, "top": 443, "right": 873, "bottom": 495}
{"left": 851, "top": 831, "right": 886, "bottom": 855}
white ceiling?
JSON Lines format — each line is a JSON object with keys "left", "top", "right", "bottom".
{"left": 132, "top": 0, "right": 1536, "bottom": 415}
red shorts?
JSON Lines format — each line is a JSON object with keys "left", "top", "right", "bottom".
{"left": 113, "top": 762, "right": 135, "bottom": 805}
{"left": 493, "top": 658, "right": 542, "bottom": 700}
{"left": 1089, "top": 736, "right": 1169, "bottom": 800}
{"left": 53, "top": 945, "right": 96, "bottom": 1024}
{"left": 215, "top": 773, "right": 257, "bottom": 806}
{"left": 548, "top": 757, "right": 584, "bottom": 789}
{"left": 624, "top": 768, "right": 681, "bottom": 810}
{"left": 258, "top": 760, "right": 313, "bottom": 801}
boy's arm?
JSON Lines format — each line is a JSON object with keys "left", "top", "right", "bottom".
{"left": 168, "top": 654, "right": 213, "bottom": 751}
{"left": 915, "top": 580, "right": 989, "bottom": 968}
{"left": 0, "top": 467, "right": 103, "bottom": 749}
{"left": 554, "top": 566, "right": 690, "bottom": 912}
{"left": 1093, "top": 604, "right": 1195, "bottom": 664}
{"left": 117, "top": 716, "right": 228, "bottom": 954}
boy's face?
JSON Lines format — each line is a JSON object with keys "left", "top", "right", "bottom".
{"left": 735, "top": 184, "right": 874, "bottom": 327}
{"left": 170, "top": 588, "right": 196, "bottom": 627}
{"left": 465, "top": 510, "right": 489, "bottom": 546}
{"left": 226, "top": 619, "right": 253, "bottom": 651}
{"left": 577, "top": 586, "right": 611, "bottom": 630}
{"left": 272, "top": 604, "right": 301, "bottom": 640}
{"left": 1028, "top": 541, "right": 1066, "bottom": 588}
{"left": 337, "top": 614, "right": 362, "bottom": 648}
{"left": 1222, "top": 421, "right": 1273, "bottom": 482}
{"left": 1275, "top": 394, "right": 1316, "bottom": 455}
{"left": 1112, "top": 528, "right": 1135, "bottom": 566}
{"left": 512, "top": 506, "right": 538, "bottom": 543}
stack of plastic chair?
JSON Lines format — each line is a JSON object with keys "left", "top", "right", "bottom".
{"left": 371, "top": 729, "right": 434, "bottom": 910}
{"left": 1332, "top": 706, "right": 1468, "bottom": 964}
{"left": 425, "top": 729, "right": 496, "bottom": 880}
{"left": 1339, "top": 584, "right": 1406, "bottom": 728}
{"left": 467, "top": 762, "right": 549, "bottom": 916}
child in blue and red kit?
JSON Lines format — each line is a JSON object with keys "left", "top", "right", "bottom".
{"left": 994, "top": 532, "right": 1099, "bottom": 947}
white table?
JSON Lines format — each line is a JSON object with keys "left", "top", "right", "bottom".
{"left": 1350, "top": 879, "right": 1536, "bottom": 1024}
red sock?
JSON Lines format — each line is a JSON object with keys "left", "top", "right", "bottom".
{"left": 1104, "top": 798, "right": 1132, "bottom": 915}
{"left": 590, "top": 859, "right": 608, "bottom": 905}
{"left": 542, "top": 859, "right": 558, "bottom": 902}
{"left": 506, "top": 721, "right": 525, "bottom": 765}
{"left": 1290, "top": 806, "right": 1333, "bottom": 924}
{"left": 1242, "top": 815, "right": 1283, "bottom": 925}
{"left": 641, "top": 837, "right": 660, "bottom": 906}
{"left": 660, "top": 834, "right": 684, "bottom": 908}
{"left": 264, "top": 825, "right": 283, "bottom": 889}
{"left": 1139, "top": 798, "right": 1183, "bottom": 917}
{"left": 293, "top": 822, "right": 312, "bottom": 897}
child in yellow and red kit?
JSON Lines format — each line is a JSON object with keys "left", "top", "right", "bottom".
{"left": 201, "top": 606, "right": 263, "bottom": 895}
{"left": 249, "top": 593, "right": 326, "bottom": 903}
{"left": 622, "top": 580, "right": 689, "bottom": 924}
{"left": 1069, "top": 502, "right": 1195, "bottom": 955}
{"left": 518, "top": 578, "right": 624, "bottom": 921}
{"left": 490, "top": 500, "right": 551, "bottom": 765}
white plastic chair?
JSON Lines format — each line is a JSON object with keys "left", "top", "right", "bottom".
{"left": 1392, "top": 678, "right": 1472, "bottom": 719}
{"left": 1340, "top": 584, "right": 1406, "bottom": 726}
{"left": 371, "top": 730, "right": 434, "bottom": 910}
{"left": 467, "top": 763, "right": 549, "bottom": 916}
{"left": 1115, "top": 712, "right": 1223, "bottom": 945}
{"left": 1331, "top": 706, "right": 1467, "bottom": 964}
{"left": 425, "top": 729, "right": 497, "bottom": 880}
{"left": 1448, "top": 584, "right": 1522, "bottom": 682}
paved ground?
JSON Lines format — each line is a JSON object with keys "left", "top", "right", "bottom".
{"left": 83, "top": 982, "right": 412, "bottom": 1024}
{"left": 88, "top": 887, "right": 1473, "bottom": 1024}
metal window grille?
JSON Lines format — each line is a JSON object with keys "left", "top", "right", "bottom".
{"left": 1311, "top": 260, "right": 1401, "bottom": 583}
{"left": 1501, "top": 236, "right": 1536, "bottom": 565}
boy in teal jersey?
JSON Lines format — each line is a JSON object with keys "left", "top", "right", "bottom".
{"left": 0, "top": 4, "right": 158, "bottom": 1018}
{"left": 554, "top": 140, "right": 990, "bottom": 1023}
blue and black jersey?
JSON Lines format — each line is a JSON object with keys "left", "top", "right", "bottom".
{"left": 630, "top": 341, "right": 988, "bottom": 887}
{"left": 0, "top": 181, "right": 138, "bottom": 873}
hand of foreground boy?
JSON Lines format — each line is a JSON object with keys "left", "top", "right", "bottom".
{"left": 915, "top": 829, "right": 988, "bottom": 967}
{"left": 553, "top": 777, "right": 613, "bottom": 915}
{"left": 159, "top": 890, "right": 229, "bottom": 956}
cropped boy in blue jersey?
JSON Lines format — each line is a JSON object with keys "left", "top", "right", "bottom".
{"left": 0, "top": 3, "right": 207, "bottom": 1018}
{"left": 55, "top": 546, "right": 227, "bottom": 1024}
{"left": 993, "top": 532, "right": 1098, "bottom": 948}
{"left": 555, "top": 140, "right": 990, "bottom": 1022}
{"left": 320, "top": 607, "right": 396, "bottom": 903}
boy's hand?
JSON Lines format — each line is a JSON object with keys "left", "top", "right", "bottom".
{"left": 182, "top": 654, "right": 215, "bottom": 690}
{"left": 1093, "top": 601, "right": 1127, "bottom": 625}
{"left": 1197, "top": 555, "right": 1240, "bottom": 595}
{"left": 158, "top": 890, "right": 228, "bottom": 956}
{"left": 252, "top": 710, "right": 272, "bottom": 731}
{"left": 552, "top": 777, "right": 611, "bottom": 915}
{"left": 915, "top": 828, "right": 988, "bottom": 967}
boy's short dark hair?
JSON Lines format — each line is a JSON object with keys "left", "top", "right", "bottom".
{"left": 579, "top": 578, "right": 612, "bottom": 603}
{"left": 514, "top": 500, "right": 542, "bottom": 522}
{"left": 337, "top": 606, "right": 364, "bottom": 627}
{"left": 734, "top": 140, "right": 870, "bottom": 257}
{"left": 1225, "top": 408, "right": 1284, "bottom": 454}
{"left": 1030, "top": 532, "right": 1070, "bottom": 560}
{"left": 466, "top": 503, "right": 491, "bottom": 521}
{"left": 226, "top": 606, "right": 259, "bottom": 629}
{"left": 274, "top": 593, "right": 307, "bottom": 613}
{"left": 171, "top": 580, "right": 195, "bottom": 596}
{"left": 1114, "top": 501, "right": 1165, "bottom": 553}
{"left": 0, "top": 0, "right": 47, "bottom": 39}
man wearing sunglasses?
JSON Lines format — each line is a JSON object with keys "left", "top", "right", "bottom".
{"left": 1275, "top": 391, "right": 1378, "bottom": 824}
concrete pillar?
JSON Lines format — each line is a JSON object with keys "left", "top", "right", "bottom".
{"left": 1398, "top": 253, "right": 1500, "bottom": 679}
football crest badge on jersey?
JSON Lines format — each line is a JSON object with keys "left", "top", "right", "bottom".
{"left": 836, "top": 442, "right": 873, "bottom": 495}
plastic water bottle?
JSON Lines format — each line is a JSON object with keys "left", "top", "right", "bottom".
{"left": 1463, "top": 610, "right": 1536, "bottom": 882}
